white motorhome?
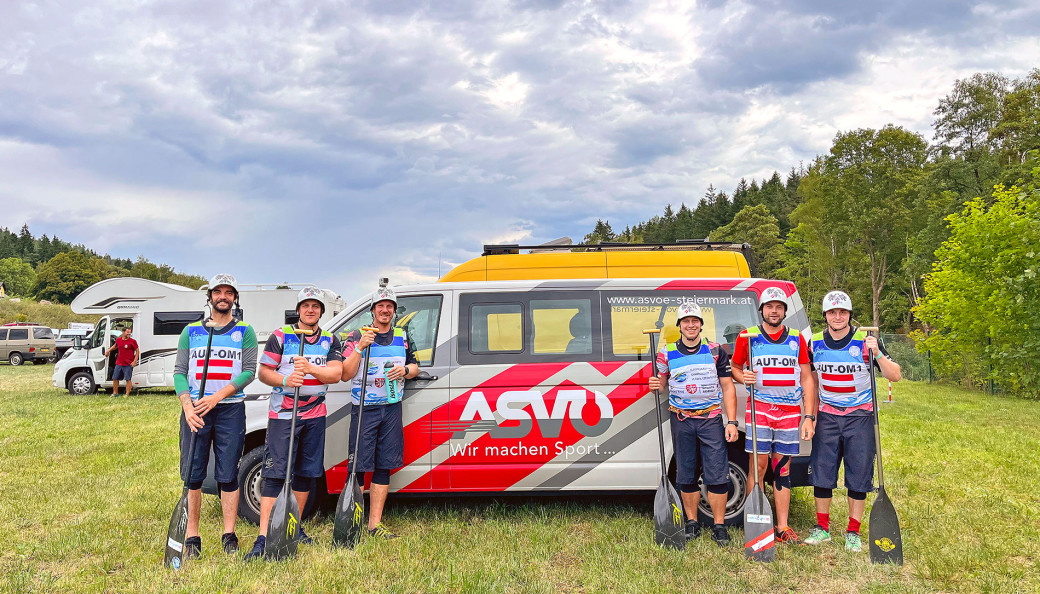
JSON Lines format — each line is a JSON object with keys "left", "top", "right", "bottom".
{"left": 52, "top": 278, "right": 345, "bottom": 395}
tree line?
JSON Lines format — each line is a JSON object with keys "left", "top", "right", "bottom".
{"left": 0, "top": 225, "right": 205, "bottom": 303}
{"left": 584, "top": 69, "right": 1040, "bottom": 396}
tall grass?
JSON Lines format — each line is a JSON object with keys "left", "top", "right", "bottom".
{"left": 1, "top": 365, "right": 1038, "bottom": 592}
{"left": 0, "top": 299, "right": 99, "bottom": 328}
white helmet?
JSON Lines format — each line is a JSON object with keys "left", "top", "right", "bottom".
{"left": 297, "top": 286, "right": 326, "bottom": 314}
{"left": 822, "top": 290, "right": 852, "bottom": 314}
{"left": 758, "top": 286, "right": 788, "bottom": 311}
{"left": 675, "top": 302, "right": 704, "bottom": 326}
{"left": 371, "top": 285, "right": 397, "bottom": 309}
{"left": 207, "top": 273, "right": 239, "bottom": 298}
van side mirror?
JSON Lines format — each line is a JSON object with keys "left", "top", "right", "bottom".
{"left": 73, "top": 336, "right": 84, "bottom": 350}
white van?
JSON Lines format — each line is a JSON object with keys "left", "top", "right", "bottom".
{"left": 231, "top": 242, "right": 814, "bottom": 526}
{"left": 52, "top": 278, "right": 345, "bottom": 395}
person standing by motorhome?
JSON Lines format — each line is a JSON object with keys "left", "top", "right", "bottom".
{"left": 730, "top": 286, "right": 817, "bottom": 544}
{"left": 803, "top": 290, "right": 901, "bottom": 552}
{"left": 173, "top": 274, "right": 258, "bottom": 558}
{"left": 105, "top": 326, "right": 139, "bottom": 397}
{"left": 648, "top": 302, "right": 739, "bottom": 546}
{"left": 244, "top": 287, "right": 344, "bottom": 561}
{"left": 340, "top": 285, "right": 419, "bottom": 539}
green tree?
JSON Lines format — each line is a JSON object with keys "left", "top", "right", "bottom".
{"left": 34, "top": 251, "right": 103, "bottom": 303}
{"left": 708, "top": 204, "right": 783, "bottom": 278}
{"left": 913, "top": 178, "right": 1040, "bottom": 396}
{"left": 583, "top": 219, "right": 616, "bottom": 244}
{"left": 0, "top": 258, "right": 37, "bottom": 297}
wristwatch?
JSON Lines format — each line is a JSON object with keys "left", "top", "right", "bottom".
{"left": 727, "top": 420, "right": 738, "bottom": 426}
{"left": 804, "top": 414, "right": 816, "bottom": 421}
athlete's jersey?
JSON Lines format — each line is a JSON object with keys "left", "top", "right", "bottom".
{"left": 740, "top": 326, "right": 806, "bottom": 406}
{"left": 176, "top": 319, "right": 257, "bottom": 404}
{"left": 345, "top": 327, "right": 410, "bottom": 406}
{"left": 656, "top": 339, "right": 729, "bottom": 411}
{"left": 261, "top": 325, "right": 343, "bottom": 420}
{"left": 811, "top": 328, "right": 873, "bottom": 409}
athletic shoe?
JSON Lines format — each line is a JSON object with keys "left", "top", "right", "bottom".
{"left": 803, "top": 526, "right": 832, "bottom": 545}
{"left": 711, "top": 525, "right": 731, "bottom": 547}
{"left": 243, "top": 536, "right": 265, "bottom": 562}
{"left": 368, "top": 523, "right": 399, "bottom": 539}
{"left": 184, "top": 536, "right": 201, "bottom": 559}
{"left": 221, "top": 532, "right": 239, "bottom": 554}
{"left": 775, "top": 526, "right": 800, "bottom": 544}
{"left": 296, "top": 525, "right": 314, "bottom": 545}
{"left": 845, "top": 531, "right": 863, "bottom": 553}
{"left": 684, "top": 520, "right": 701, "bottom": 541}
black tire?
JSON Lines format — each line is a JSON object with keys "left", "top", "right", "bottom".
{"left": 236, "top": 445, "right": 321, "bottom": 525}
{"left": 9, "top": 352, "right": 23, "bottom": 366}
{"left": 694, "top": 436, "right": 751, "bottom": 527}
{"left": 67, "top": 371, "right": 97, "bottom": 395}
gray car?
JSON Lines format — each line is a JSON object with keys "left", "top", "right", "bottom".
{"left": 0, "top": 324, "right": 56, "bottom": 365}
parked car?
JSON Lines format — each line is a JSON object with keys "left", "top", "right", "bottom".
{"left": 53, "top": 327, "right": 93, "bottom": 359}
{"left": 0, "top": 323, "right": 56, "bottom": 365}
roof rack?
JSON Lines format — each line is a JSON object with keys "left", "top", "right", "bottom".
{"left": 484, "top": 238, "right": 752, "bottom": 258}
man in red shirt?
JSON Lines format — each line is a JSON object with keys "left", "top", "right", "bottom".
{"left": 730, "top": 287, "right": 816, "bottom": 544}
{"left": 105, "top": 326, "right": 139, "bottom": 397}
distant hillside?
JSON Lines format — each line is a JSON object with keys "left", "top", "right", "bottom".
{"left": 0, "top": 299, "right": 100, "bottom": 328}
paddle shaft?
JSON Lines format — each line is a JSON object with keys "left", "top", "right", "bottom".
{"left": 864, "top": 328, "right": 886, "bottom": 487}
{"left": 349, "top": 342, "right": 373, "bottom": 478}
{"left": 283, "top": 328, "right": 310, "bottom": 492}
{"left": 646, "top": 332, "right": 668, "bottom": 478}
{"left": 747, "top": 338, "right": 762, "bottom": 485}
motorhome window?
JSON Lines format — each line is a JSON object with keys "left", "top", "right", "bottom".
{"left": 603, "top": 290, "right": 759, "bottom": 359}
{"left": 396, "top": 295, "right": 442, "bottom": 367}
{"left": 531, "top": 298, "right": 592, "bottom": 355}
{"left": 154, "top": 312, "right": 204, "bottom": 336}
{"left": 91, "top": 319, "right": 107, "bottom": 349}
{"left": 33, "top": 327, "right": 54, "bottom": 339}
{"left": 471, "top": 303, "right": 523, "bottom": 353}
{"left": 8, "top": 329, "right": 28, "bottom": 340}
{"left": 0, "top": 329, "right": 7, "bottom": 340}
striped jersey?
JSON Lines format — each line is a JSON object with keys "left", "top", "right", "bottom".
{"left": 734, "top": 325, "right": 808, "bottom": 406}
{"left": 174, "top": 318, "right": 258, "bottom": 404}
{"left": 260, "top": 325, "right": 343, "bottom": 420}
{"left": 343, "top": 327, "right": 416, "bottom": 406}
{"left": 810, "top": 327, "right": 889, "bottom": 415}
{"left": 655, "top": 339, "right": 730, "bottom": 413}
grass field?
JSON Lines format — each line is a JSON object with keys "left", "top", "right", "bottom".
{"left": 1, "top": 365, "right": 1038, "bottom": 593}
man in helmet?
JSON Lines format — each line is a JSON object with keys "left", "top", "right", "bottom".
{"left": 730, "top": 286, "right": 816, "bottom": 544}
{"left": 245, "top": 287, "right": 344, "bottom": 560}
{"left": 803, "top": 290, "right": 901, "bottom": 552}
{"left": 173, "top": 274, "right": 258, "bottom": 558}
{"left": 340, "top": 283, "right": 419, "bottom": 539}
{"left": 648, "top": 301, "right": 739, "bottom": 546}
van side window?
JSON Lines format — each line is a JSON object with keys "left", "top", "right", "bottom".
{"left": 0, "top": 329, "right": 7, "bottom": 340}
{"left": 471, "top": 304, "right": 523, "bottom": 353}
{"left": 33, "top": 327, "right": 54, "bottom": 339}
{"left": 532, "top": 299, "right": 592, "bottom": 355}
{"left": 8, "top": 329, "right": 28, "bottom": 341}
{"left": 154, "top": 312, "right": 204, "bottom": 336}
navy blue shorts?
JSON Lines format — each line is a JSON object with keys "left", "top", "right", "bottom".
{"left": 113, "top": 365, "right": 133, "bottom": 381}
{"left": 810, "top": 411, "right": 875, "bottom": 493}
{"left": 670, "top": 413, "right": 729, "bottom": 487}
{"left": 349, "top": 402, "right": 403, "bottom": 473}
{"left": 262, "top": 416, "right": 327, "bottom": 480}
{"left": 179, "top": 402, "right": 245, "bottom": 485}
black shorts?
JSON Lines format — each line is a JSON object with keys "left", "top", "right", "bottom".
{"left": 348, "top": 402, "right": 404, "bottom": 473}
{"left": 670, "top": 413, "right": 729, "bottom": 487}
{"left": 810, "top": 411, "right": 876, "bottom": 493}
{"left": 262, "top": 416, "right": 327, "bottom": 480}
{"left": 179, "top": 402, "right": 245, "bottom": 485}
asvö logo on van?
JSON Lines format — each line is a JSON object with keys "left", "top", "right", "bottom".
{"left": 455, "top": 388, "right": 613, "bottom": 440}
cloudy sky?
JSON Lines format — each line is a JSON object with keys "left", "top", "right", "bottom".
{"left": 1, "top": 0, "right": 1037, "bottom": 300}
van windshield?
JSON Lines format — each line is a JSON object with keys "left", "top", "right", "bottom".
{"left": 604, "top": 290, "right": 760, "bottom": 358}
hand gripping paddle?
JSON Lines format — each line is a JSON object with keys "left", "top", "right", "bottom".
{"left": 862, "top": 327, "right": 904, "bottom": 565}
{"left": 333, "top": 327, "right": 377, "bottom": 548}
{"left": 643, "top": 329, "right": 685, "bottom": 550}
{"left": 165, "top": 320, "right": 218, "bottom": 570}
{"left": 743, "top": 336, "right": 775, "bottom": 562}
{"left": 264, "top": 327, "right": 314, "bottom": 561}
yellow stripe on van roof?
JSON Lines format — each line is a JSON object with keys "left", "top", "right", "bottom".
{"left": 440, "top": 250, "right": 751, "bottom": 282}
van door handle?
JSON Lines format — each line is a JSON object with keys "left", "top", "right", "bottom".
{"left": 412, "top": 370, "right": 438, "bottom": 382}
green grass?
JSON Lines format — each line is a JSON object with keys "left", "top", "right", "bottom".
{"left": 1, "top": 365, "right": 1038, "bottom": 593}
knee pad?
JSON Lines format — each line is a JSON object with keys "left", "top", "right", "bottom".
{"left": 848, "top": 489, "right": 867, "bottom": 501}
{"left": 261, "top": 477, "right": 285, "bottom": 498}
{"left": 773, "top": 472, "right": 792, "bottom": 491}
{"left": 291, "top": 475, "right": 316, "bottom": 493}
{"left": 372, "top": 468, "right": 391, "bottom": 485}
{"left": 707, "top": 483, "right": 728, "bottom": 495}
{"left": 678, "top": 483, "right": 699, "bottom": 494}
{"left": 218, "top": 478, "right": 239, "bottom": 493}
{"left": 814, "top": 486, "right": 833, "bottom": 499}
{"left": 188, "top": 481, "right": 204, "bottom": 491}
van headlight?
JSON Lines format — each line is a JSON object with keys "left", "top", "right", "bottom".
{"left": 61, "top": 349, "right": 74, "bottom": 360}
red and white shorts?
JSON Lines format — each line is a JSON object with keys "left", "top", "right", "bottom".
{"left": 744, "top": 399, "right": 801, "bottom": 457}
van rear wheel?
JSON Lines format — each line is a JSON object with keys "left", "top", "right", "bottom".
{"left": 67, "top": 371, "right": 97, "bottom": 395}
{"left": 9, "top": 352, "right": 23, "bottom": 366}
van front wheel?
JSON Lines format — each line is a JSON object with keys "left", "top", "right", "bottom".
{"left": 67, "top": 371, "right": 97, "bottom": 395}
{"left": 236, "top": 445, "right": 321, "bottom": 525}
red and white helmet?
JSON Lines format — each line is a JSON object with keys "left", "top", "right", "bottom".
{"left": 757, "top": 286, "right": 789, "bottom": 311}
{"left": 675, "top": 302, "right": 704, "bottom": 326}
{"left": 822, "top": 290, "right": 852, "bottom": 314}
{"left": 297, "top": 286, "right": 326, "bottom": 314}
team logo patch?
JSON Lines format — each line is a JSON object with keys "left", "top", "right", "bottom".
{"left": 674, "top": 372, "right": 687, "bottom": 383}
{"left": 789, "top": 340, "right": 798, "bottom": 351}
{"left": 849, "top": 345, "right": 861, "bottom": 358}
{"left": 321, "top": 340, "right": 330, "bottom": 350}
{"left": 231, "top": 331, "right": 242, "bottom": 343}
{"left": 375, "top": 378, "right": 385, "bottom": 388}
{"left": 685, "top": 384, "right": 698, "bottom": 394}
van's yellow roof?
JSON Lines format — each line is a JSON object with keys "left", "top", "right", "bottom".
{"left": 440, "top": 249, "right": 751, "bottom": 282}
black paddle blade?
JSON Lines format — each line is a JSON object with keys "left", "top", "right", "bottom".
{"left": 869, "top": 486, "right": 904, "bottom": 565}
{"left": 653, "top": 479, "right": 686, "bottom": 550}
{"left": 264, "top": 490, "right": 301, "bottom": 561}
{"left": 332, "top": 476, "right": 365, "bottom": 548}
{"left": 163, "top": 488, "right": 190, "bottom": 569}
{"left": 743, "top": 485, "right": 775, "bottom": 562}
